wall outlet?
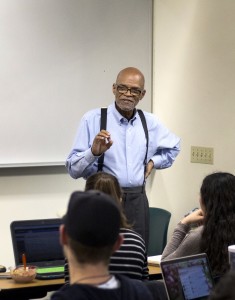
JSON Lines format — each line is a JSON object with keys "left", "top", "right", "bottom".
{"left": 191, "top": 146, "right": 214, "bottom": 164}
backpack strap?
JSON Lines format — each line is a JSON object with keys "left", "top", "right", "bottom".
{"left": 137, "top": 109, "right": 149, "bottom": 185}
{"left": 97, "top": 108, "right": 107, "bottom": 172}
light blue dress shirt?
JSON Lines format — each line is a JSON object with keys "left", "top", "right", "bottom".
{"left": 66, "top": 102, "right": 180, "bottom": 187}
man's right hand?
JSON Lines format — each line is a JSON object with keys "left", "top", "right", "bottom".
{"left": 91, "top": 130, "right": 113, "bottom": 156}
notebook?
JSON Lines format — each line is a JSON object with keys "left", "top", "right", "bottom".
{"left": 10, "top": 218, "right": 65, "bottom": 279}
{"left": 160, "top": 253, "right": 215, "bottom": 300}
{"left": 148, "top": 255, "right": 162, "bottom": 266}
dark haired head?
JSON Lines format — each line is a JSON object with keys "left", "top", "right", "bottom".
{"left": 200, "top": 172, "right": 235, "bottom": 275}
{"left": 63, "top": 190, "right": 121, "bottom": 264}
{"left": 63, "top": 191, "right": 121, "bottom": 247}
{"left": 200, "top": 172, "right": 235, "bottom": 216}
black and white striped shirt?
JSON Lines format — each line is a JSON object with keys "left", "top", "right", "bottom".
{"left": 109, "top": 228, "right": 149, "bottom": 280}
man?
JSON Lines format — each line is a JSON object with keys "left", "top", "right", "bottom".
{"left": 51, "top": 191, "right": 153, "bottom": 300}
{"left": 66, "top": 67, "right": 180, "bottom": 245}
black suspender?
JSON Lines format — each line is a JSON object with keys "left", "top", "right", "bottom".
{"left": 97, "top": 108, "right": 107, "bottom": 172}
{"left": 137, "top": 109, "right": 149, "bottom": 180}
{"left": 97, "top": 108, "right": 149, "bottom": 179}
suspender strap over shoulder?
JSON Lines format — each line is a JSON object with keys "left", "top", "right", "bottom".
{"left": 97, "top": 107, "right": 107, "bottom": 172}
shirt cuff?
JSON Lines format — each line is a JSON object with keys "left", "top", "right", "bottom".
{"left": 84, "top": 148, "right": 100, "bottom": 163}
{"left": 150, "top": 156, "right": 162, "bottom": 169}
{"left": 177, "top": 221, "right": 191, "bottom": 232}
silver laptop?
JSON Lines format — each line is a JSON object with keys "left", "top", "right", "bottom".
{"left": 10, "top": 218, "right": 65, "bottom": 279}
{"left": 160, "top": 253, "right": 215, "bottom": 300}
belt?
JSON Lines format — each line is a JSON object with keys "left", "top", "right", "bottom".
{"left": 122, "top": 186, "right": 145, "bottom": 194}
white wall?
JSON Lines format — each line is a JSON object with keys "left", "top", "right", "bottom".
{"left": 0, "top": 167, "right": 84, "bottom": 267}
{"left": 1, "top": 0, "right": 235, "bottom": 268}
{"left": 151, "top": 0, "right": 235, "bottom": 235}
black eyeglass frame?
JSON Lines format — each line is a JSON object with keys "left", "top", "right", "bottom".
{"left": 115, "top": 84, "right": 143, "bottom": 97}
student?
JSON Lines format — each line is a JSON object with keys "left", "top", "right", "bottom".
{"left": 51, "top": 191, "right": 153, "bottom": 300}
{"left": 64, "top": 172, "right": 149, "bottom": 283}
{"left": 161, "top": 172, "right": 235, "bottom": 277}
{"left": 208, "top": 270, "right": 235, "bottom": 300}
{"left": 66, "top": 67, "right": 181, "bottom": 244}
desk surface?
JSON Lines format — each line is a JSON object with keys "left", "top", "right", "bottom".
{"left": 148, "top": 265, "right": 161, "bottom": 276}
{"left": 0, "top": 277, "right": 64, "bottom": 291}
{"left": 0, "top": 265, "right": 161, "bottom": 291}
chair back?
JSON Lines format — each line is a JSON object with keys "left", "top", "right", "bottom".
{"left": 148, "top": 207, "right": 171, "bottom": 256}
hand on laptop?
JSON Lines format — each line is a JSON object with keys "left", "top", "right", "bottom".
{"left": 180, "top": 208, "right": 204, "bottom": 226}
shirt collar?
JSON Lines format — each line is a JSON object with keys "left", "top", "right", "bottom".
{"left": 109, "top": 102, "right": 137, "bottom": 125}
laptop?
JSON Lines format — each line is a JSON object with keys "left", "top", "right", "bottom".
{"left": 10, "top": 218, "right": 65, "bottom": 279}
{"left": 160, "top": 253, "right": 215, "bottom": 300}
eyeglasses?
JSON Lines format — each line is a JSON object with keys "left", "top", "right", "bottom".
{"left": 115, "top": 84, "right": 143, "bottom": 97}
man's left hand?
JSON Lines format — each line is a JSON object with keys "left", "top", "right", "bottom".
{"left": 145, "top": 160, "right": 154, "bottom": 179}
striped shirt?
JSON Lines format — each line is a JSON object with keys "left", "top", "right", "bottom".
{"left": 64, "top": 228, "right": 149, "bottom": 283}
{"left": 110, "top": 228, "right": 149, "bottom": 280}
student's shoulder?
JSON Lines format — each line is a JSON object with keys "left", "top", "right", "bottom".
{"left": 52, "top": 276, "right": 153, "bottom": 300}
{"left": 50, "top": 284, "right": 90, "bottom": 300}
{"left": 117, "top": 275, "right": 153, "bottom": 299}
{"left": 120, "top": 228, "right": 145, "bottom": 242}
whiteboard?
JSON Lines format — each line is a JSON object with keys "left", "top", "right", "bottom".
{"left": 0, "top": 0, "right": 153, "bottom": 167}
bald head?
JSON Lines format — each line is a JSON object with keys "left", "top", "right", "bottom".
{"left": 116, "top": 67, "right": 145, "bottom": 89}
{"left": 112, "top": 67, "right": 146, "bottom": 119}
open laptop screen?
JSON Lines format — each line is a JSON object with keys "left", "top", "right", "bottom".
{"left": 160, "top": 253, "right": 215, "bottom": 300}
{"left": 11, "top": 218, "right": 64, "bottom": 267}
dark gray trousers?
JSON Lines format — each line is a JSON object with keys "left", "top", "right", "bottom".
{"left": 121, "top": 186, "right": 149, "bottom": 248}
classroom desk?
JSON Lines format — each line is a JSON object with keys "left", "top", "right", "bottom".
{"left": 0, "top": 265, "right": 161, "bottom": 299}
{"left": 148, "top": 264, "right": 162, "bottom": 279}
{"left": 0, "top": 275, "right": 64, "bottom": 300}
